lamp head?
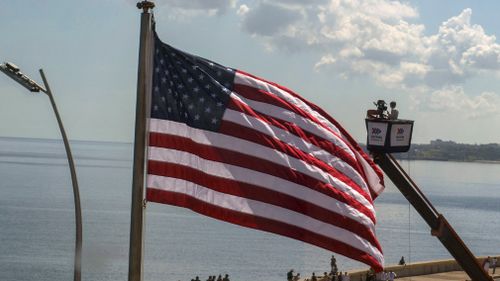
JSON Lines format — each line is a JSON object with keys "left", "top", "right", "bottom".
{"left": 0, "top": 62, "right": 42, "bottom": 92}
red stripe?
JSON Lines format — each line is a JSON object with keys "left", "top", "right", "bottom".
{"left": 146, "top": 188, "right": 384, "bottom": 272}
{"left": 148, "top": 132, "right": 376, "bottom": 223}
{"left": 227, "top": 97, "right": 364, "bottom": 178}
{"left": 233, "top": 83, "right": 309, "bottom": 117}
{"left": 147, "top": 160, "right": 381, "bottom": 252}
{"left": 236, "top": 70, "right": 384, "bottom": 197}
{"left": 218, "top": 117, "right": 373, "bottom": 204}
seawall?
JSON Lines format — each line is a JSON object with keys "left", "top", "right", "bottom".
{"left": 346, "top": 256, "right": 499, "bottom": 281}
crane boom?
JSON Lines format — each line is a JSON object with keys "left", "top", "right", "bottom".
{"left": 373, "top": 153, "right": 493, "bottom": 281}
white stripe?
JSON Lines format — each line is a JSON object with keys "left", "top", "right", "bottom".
{"left": 225, "top": 95, "right": 367, "bottom": 191}
{"left": 223, "top": 107, "right": 373, "bottom": 204}
{"left": 355, "top": 150, "right": 385, "bottom": 196}
{"left": 147, "top": 175, "right": 384, "bottom": 265}
{"left": 234, "top": 72, "right": 382, "bottom": 194}
{"left": 147, "top": 146, "right": 376, "bottom": 229}
{"left": 235, "top": 72, "right": 343, "bottom": 136}
{"left": 149, "top": 118, "right": 375, "bottom": 214}
{"left": 232, "top": 92, "right": 355, "bottom": 159}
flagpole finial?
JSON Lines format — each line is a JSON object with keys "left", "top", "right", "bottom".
{"left": 137, "top": 1, "right": 155, "bottom": 12}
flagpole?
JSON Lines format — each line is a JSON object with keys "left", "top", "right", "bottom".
{"left": 129, "top": 2, "right": 154, "bottom": 281}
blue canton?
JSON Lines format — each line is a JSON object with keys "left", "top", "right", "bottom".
{"left": 151, "top": 33, "right": 235, "bottom": 131}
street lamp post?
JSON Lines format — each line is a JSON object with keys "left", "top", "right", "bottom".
{"left": 0, "top": 62, "right": 82, "bottom": 281}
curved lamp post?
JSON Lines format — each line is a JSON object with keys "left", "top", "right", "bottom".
{"left": 0, "top": 62, "right": 82, "bottom": 281}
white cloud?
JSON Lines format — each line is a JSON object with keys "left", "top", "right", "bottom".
{"left": 154, "top": 0, "right": 236, "bottom": 17}
{"left": 236, "top": 1, "right": 500, "bottom": 117}
{"left": 241, "top": 2, "right": 303, "bottom": 37}
{"left": 237, "top": 4, "right": 249, "bottom": 16}
{"left": 236, "top": 2, "right": 500, "bottom": 86}
{"left": 415, "top": 86, "right": 500, "bottom": 118}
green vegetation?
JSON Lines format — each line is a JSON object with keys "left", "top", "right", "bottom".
{"left": 391, "top": 139, "right": 500, "bottom": 162}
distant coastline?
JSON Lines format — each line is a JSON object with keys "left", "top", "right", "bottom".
{"left": 361, "top": 139, "right": 500, "bottom": 163}
{"left": 2, "top": 136, "right": 500, "bottom": 164}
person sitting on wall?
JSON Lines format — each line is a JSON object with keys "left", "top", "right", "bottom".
{"left": 398, "top": 256, "right": 406, "bottom": 266}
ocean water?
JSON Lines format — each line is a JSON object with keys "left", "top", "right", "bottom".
{"left": 0, "top": 137, "right": 499, "bottom": 281}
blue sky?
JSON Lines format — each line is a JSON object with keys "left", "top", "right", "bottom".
{"left": 1, "top": 0, "right": 500, "bottom": 144}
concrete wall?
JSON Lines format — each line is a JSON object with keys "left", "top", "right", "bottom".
{"left": 345, "top": 256, "right": 499, "bottom": 281}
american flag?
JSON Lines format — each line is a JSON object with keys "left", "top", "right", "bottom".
{"left": 146, "top": 32, "right": 385, "bottom": 271}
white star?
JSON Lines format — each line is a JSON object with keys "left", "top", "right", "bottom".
{"left": 188, "top": 104, "right": 194, "bottom": 109}
{"left": 193, "top": 87, "right": 200, "bottom": 93}
{"left": 217, "top": 102, "right": 223, "bottom": 107}
{"left": 182, "top": 94, "right": 189, "bottom": 100}
{"left": 160, "top": 59, "right": 164, "bottom": 65}
{"left": 194, "top": 114, "right": 200, "bottom": 120}
{"left": 205, "top": 107, "right": 211, "bottom": 113}
{"left": 198, "top": 74, "right": 204, "bottom": 80}
{"left": 199, "top": 97, "right": 205, "bottom": 103}
{"left": 211, "top": 93, "right": 217, "bottom": 98}
{"left": 177, "top": 84, "right": 184, "bottom": 89}
{"left": 205, "top": 84, "right": 211, "bottom": 90}
{"left": 187, "top": 77, "right": 194, "bottom": 83}
{"left": 211, "top": 118, "right": 217, "bottom": 124}
{"left": 161, "top": 96, "right": 166, "bottom": 102}
{"left": 171, "top": 52, "right": 176, "bottom": 57}
{"left": 153, "top": 105, "right": 158, "bottom": 111}
{"left": 182, "top": 68, "right": 187, "bottom": 73}
{"left": 155, "top": 67, "right": 160, "bottom": 73}
{"left": 161, "top": 77, "right": 167, "bottom": 83}
{"left": 164, "top": 70, "right": 169, "bottom": 75}
{"left": 167, "top": 107, "right": 172, "bottom": 112}
{"left": 154, "top": 86, "right": 159, "bottom": 92}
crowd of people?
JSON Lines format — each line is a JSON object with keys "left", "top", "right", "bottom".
{"left": 365, "top": 269, "right": 397, "bottom": 281}
{"left": 287, "top": 255, "right": 352, "bottom": 281}
{"left": 183, "top": 274, "right": 230, "bottom": 281}
{"left": 288, "top": 254, "right": 499, "bottom": 281}
{"left": 287, "top": 255, "right": 408, "bottom": 281}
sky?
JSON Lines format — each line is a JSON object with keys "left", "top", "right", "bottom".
{"left": 1, "top": 0, "right": 500, "bottom": 144}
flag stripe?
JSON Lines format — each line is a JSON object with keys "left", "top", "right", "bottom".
{"left": 226, "top": 95, "right": 369, "bottom": 193}
{"left": 147, "top": 188, "right": 383, "bottom": 272}
{"left": 149, "top": 119, "right": 376, "bottom": 219}
{"left": 234, "top": 71, "right": 384, "bottom": 197}
{"left": 146, "top": 177, "right": 383, "bottom": 267}
{"left": 234, "top": 71, "right": 342, "bottom": 136}
{"left": 147, "top": 161, "right": 380, "bottom": 250}
{"left": 221, "top": 108, "right": 373, "bottom": 204}
{"left": 229, "top": 84, "right": 356, "bottom": 163}
{"left": 147, "top": 141, "right": 377, "bottom": 230}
